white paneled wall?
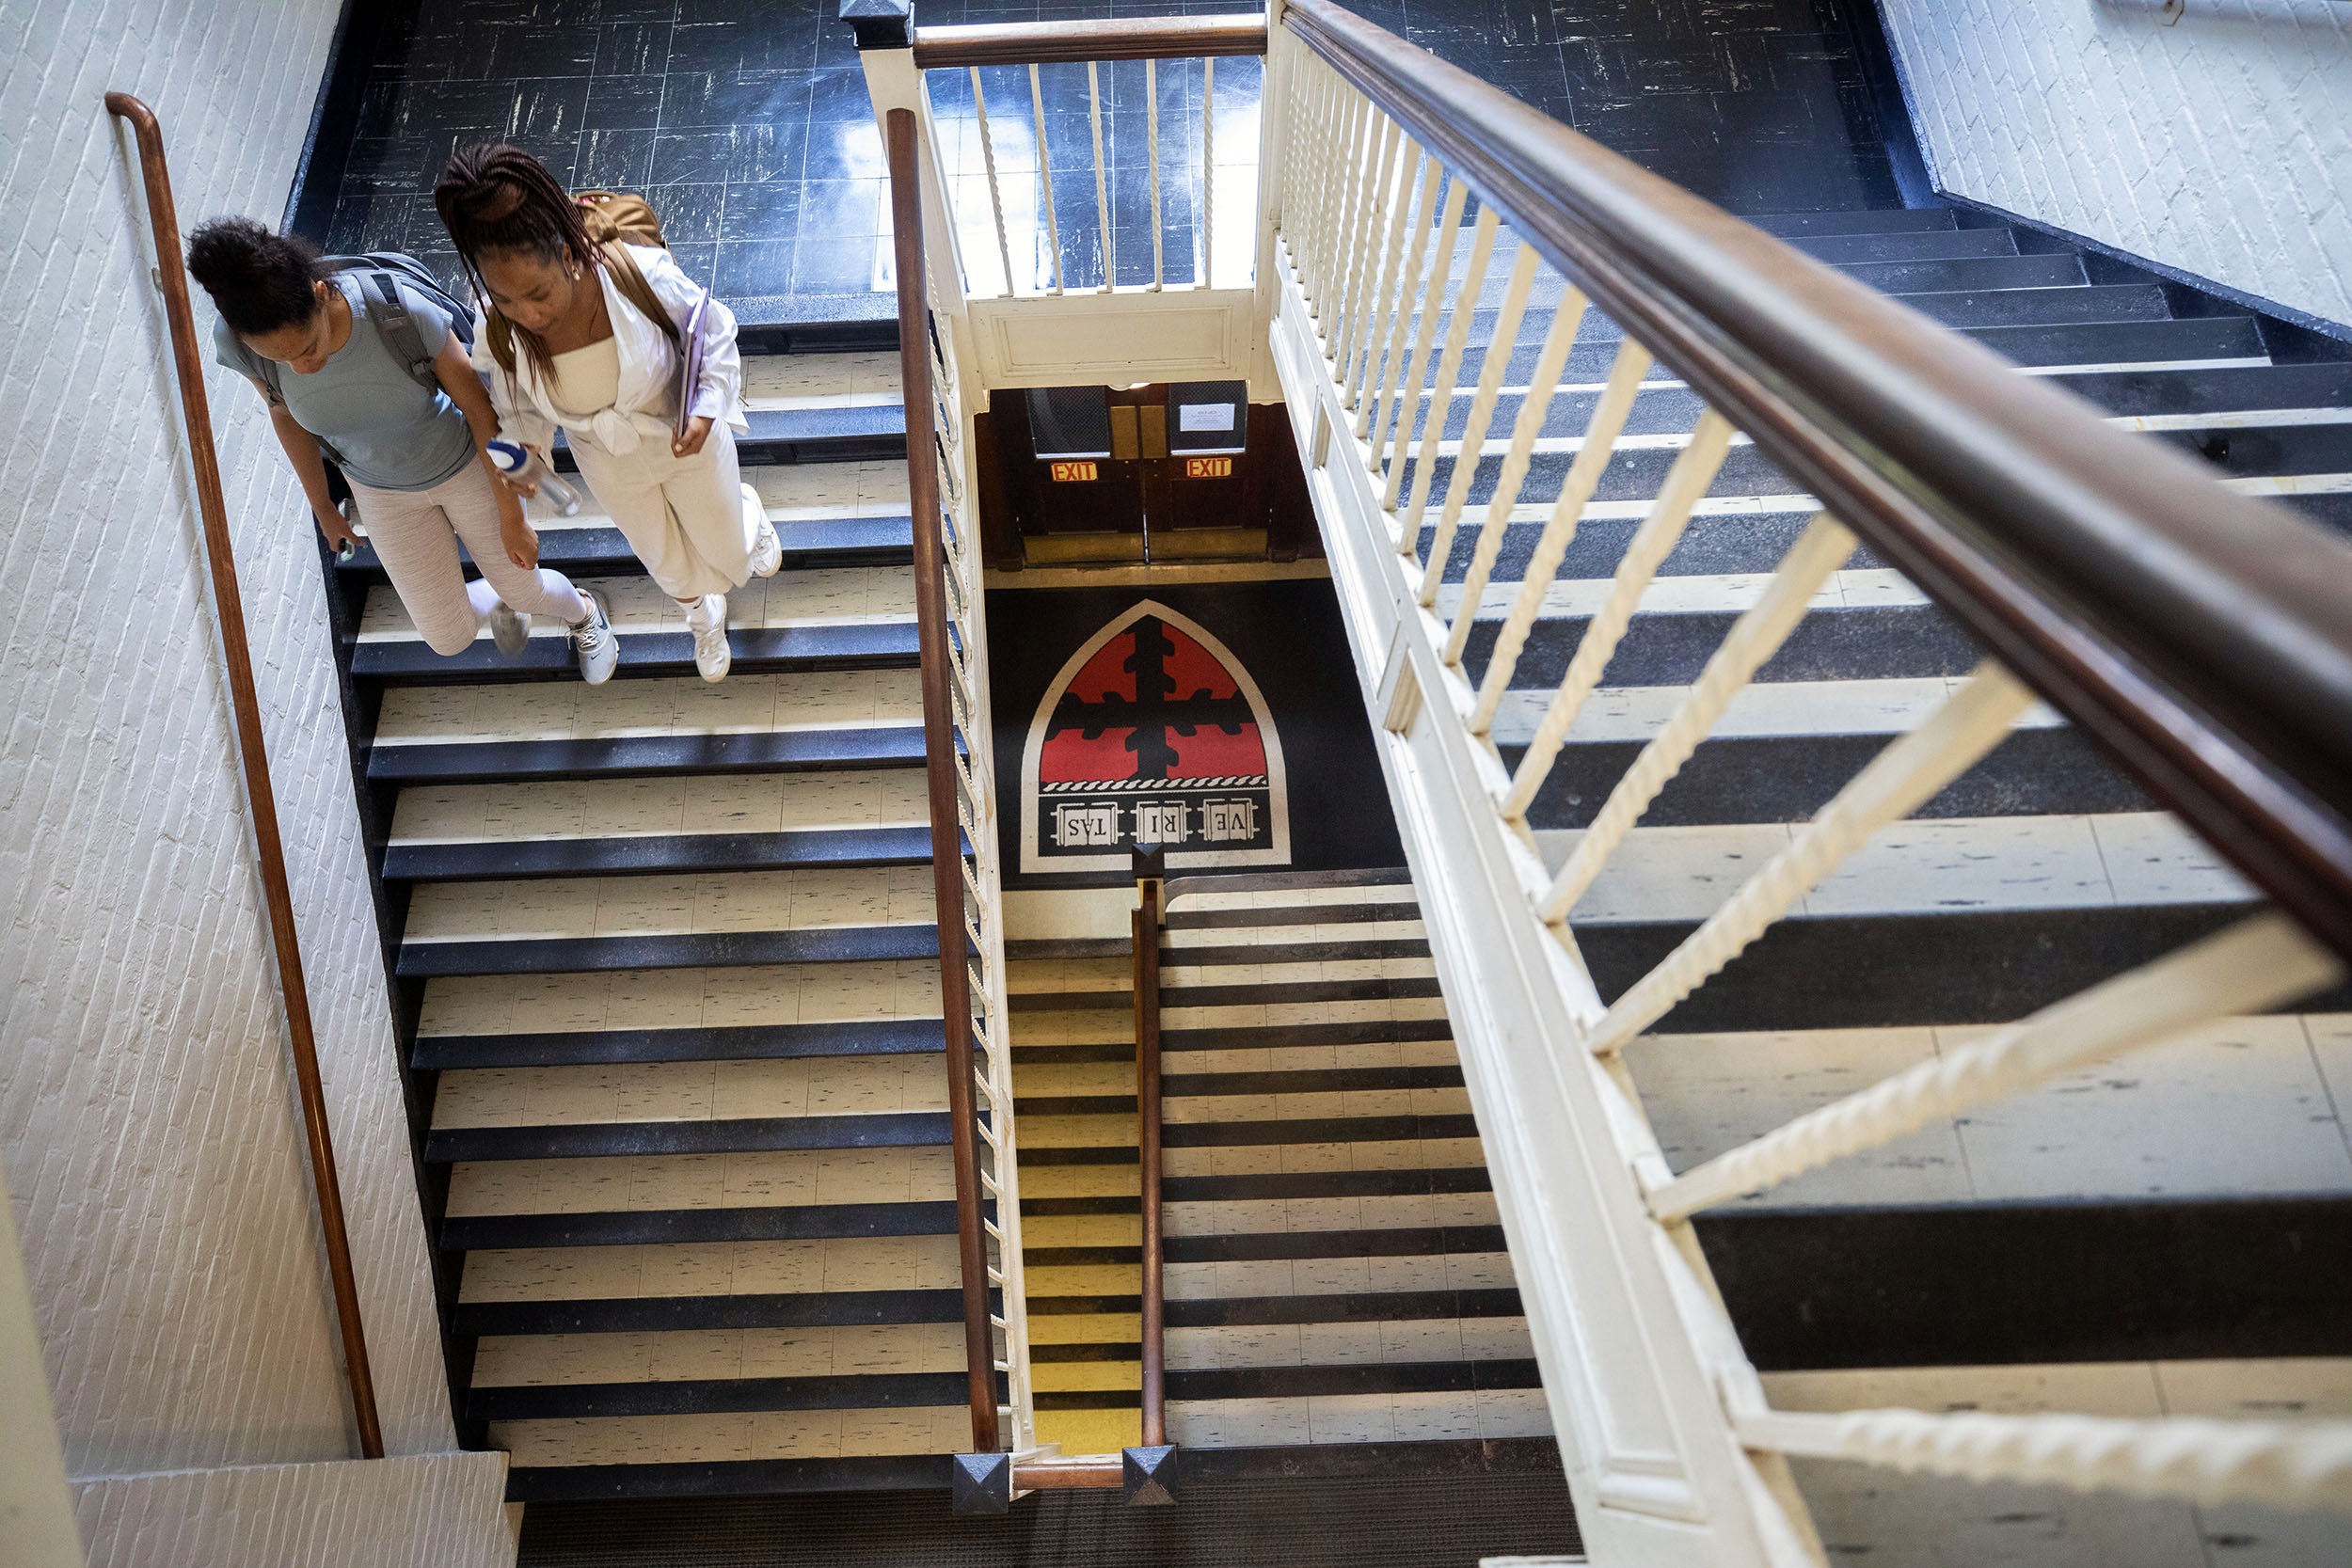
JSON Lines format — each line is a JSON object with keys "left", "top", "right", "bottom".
{"left": 1879, "top": 0, "right": 2352, "bottom": 329}
{"left": 0, "top": 0, "right": 494, "bottom": 1560}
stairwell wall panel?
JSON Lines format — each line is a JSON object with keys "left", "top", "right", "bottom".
{"left": 1877, "top": 0, "right": 2352, "bottom": 334}
{"left": 0, "top": 0, "right": 457, "bottom": 1504}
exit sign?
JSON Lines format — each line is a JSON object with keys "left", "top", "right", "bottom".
{"left": 1184, "top": 456, "right": 1234, "bottom": 479}
{"left": 1049, "top": 461, "right": 1099, "bottom": 483}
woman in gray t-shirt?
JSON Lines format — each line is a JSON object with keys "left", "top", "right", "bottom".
{"left": 187, "top": 218, "right": 613, "bottom": 680}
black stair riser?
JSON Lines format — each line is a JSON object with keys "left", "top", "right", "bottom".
{"left": 1752, "top": 209, "right": 1959, "bottom": 237}
{"left": 1166, "top": 1167, "right": 1494, "bottom": 1204}
{"left": 1583, "top": 903, "right": 2347, "bottom": 1034}
{"left": 1422, "top": 509, "right": 1867, "bottom": 584}
{"left": 424, "top": 1110, "right": 952, "bottom": 1163}
{"left": 1700, "top": 1197, "right": 2352, "bottom": 1370}
{"left": 1161, "top": 977, "right": 1444, "bottom": 1008}
{"left": 386, "top": 825, "right": 936, "bottom": 883}
{"left": 454, "top": 1289, "right": 971, "bottom": 1337}
{"left": 2054, "top": 361, "right": 2352, "bottom": 418}
{"left": 469, "top": 1369, "right": 992, "bottom": 1421}
{"left": 1166, "top": 1287, "right": 1523, "bottom": 1327}
{"left": 1163, "top": 937, "right": 1433, "bottom": 967}
{"left": 414, "top": 1017, "right": 946, "bottom": 1071}
{"left": 368, "top": 726, "right": 930, "bottom": 785}
{"left": 1464, "top": 602, "right": 1982, "bottom": 691}
{"left": 1165, "top": 1224, "right": 1508, "bottom": 1263}
{"left": 1161, "top": 1114, "right": 1482, "bottom": 1150}
{"left": 1164, "top": 900, "right": 1421, "bottom": 931}
{"left": 1784, "top": 229, "right": 2016, "bottom": 263}
{"left": 1164, "top": 1065, "right": 1465, "bottom": 1098}
{"left": 440, "top": 1198, "right": 972, "bottom": 1251}
{"left": 502, "top": 1454, "right": 948, "bottom": 1504}
{"left": 354, "top": 623, "right": 920, "bottom": 684}
{"left": 332, "top": 517, "right": 916, "bottom": 585}
{"left": 1504, "top": 725, "right": 2150, "bottom": 830}
{"left": 397, "top": 923, "right": 938, "bottom": 979}
{"left": 546, "top": 406, "right": 906, "bottom": 474}
{"left": 1410, "top": 442, "right": 1798, "bottom": 507}
{"left": 1033, "top": 1389, "right": 1142, "bottom": 1409}
{"left": 1168, "top": 1359, "right": 1543, "bottom": 1403}
{"left": 1162, "top": 1020, "right": 1455, "bottom": 1053}
{"left": 1029, "top": 1341, "right": 1142, "bottom": 1362}
{"left": 1885, "top": 283, "right": 2168, "bottom": 330}
{"left": 1440, "top": 250, "right": 2078, "bottom": 312}
{"left": 2148, "top": 421, "right": 2352, "bottom": 479}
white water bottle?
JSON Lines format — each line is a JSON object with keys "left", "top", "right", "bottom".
{"left": 486, "top": 437, "right": 582, "bottom": 515}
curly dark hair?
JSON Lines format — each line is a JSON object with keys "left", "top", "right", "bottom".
{"left": 433, "top": 142, "right": 600, "bottom": 378}
{"left": 185, "top": 217, "right": 322, "bottom": 337}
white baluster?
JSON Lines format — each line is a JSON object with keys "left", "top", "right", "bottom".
{"left": 1087, "top": 61, "right": 1112, "bottom": 292}
{"left": 1538, "top": 512, "right": 1853, "bottom": 915}
{"left": 1501, "top": 410, "right": 1738, "bottom": 821}
{"left": 1413, "top": 227, "right": 1528, "bottom": 599}
{"left": 1428, "top": 263, "right": 1575, "bottom": 621}
{"left": 1346, "top": 133, "right": 1415, "bottom": 413}
{"left": 1200, "top": 55, "right": 1215, "bottom": 289}
{"left": 1467, "top": 338, "right": 1654, "bottom": 731}
{"left": 1649, "top": 911, "right": 2343, "bottom": 1220}
{"left": 1147, "top": 57, "right": 1164, "bottom": 293}
{"left": 1386, "top": 179, "right": 1472, "bottom": 519}
{"left": 1733, "top": 1404, "right": 2352, "bottom": 1513}
{"left": 1587, "top": 662, "right": 2038, "bottom": 1056}
{"left": 1334, "top": 115, "right": 1399, "bottom": 387}
{"left": 1365, "top": 154, "right": 1445, "bottom": 459}
{"left": 969, "top": 66, "right": 1017, "bottom": 297}
{"left": 1027, "top": 63, "right": 1064, "bottom": 295}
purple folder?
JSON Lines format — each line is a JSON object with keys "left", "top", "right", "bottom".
{"left": 673, "top": 290, "right": 710, "bottom": 442}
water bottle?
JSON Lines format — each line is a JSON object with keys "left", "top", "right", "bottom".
{"left": 486, "top": 437, "right": 582, "bottom": 516}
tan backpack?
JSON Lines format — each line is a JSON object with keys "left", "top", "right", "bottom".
{"left": 483, "top": 189, "right": 679, "bottom": 375}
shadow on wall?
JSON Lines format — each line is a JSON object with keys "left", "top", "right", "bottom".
{"left": 988, "top": 578, "right": 1405, "bottom": 888}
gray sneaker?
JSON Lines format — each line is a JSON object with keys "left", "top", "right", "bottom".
{"left": 489, "top": 599, "right": 530, "bottom": 657}
{"left": 570, "top": 588, "right": 617, "bottom": 685}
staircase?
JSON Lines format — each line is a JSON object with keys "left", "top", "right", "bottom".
{"left": 1154, "top": 869, "right": 1547, "bottom": 1450}
{"left": 339, "top": 334, "right": 1017, "bottom": 1502}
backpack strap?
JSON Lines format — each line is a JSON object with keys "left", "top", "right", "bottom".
{"left": 600, "top": 244, "right": 681, "bottom": 353}
{"left": 351, "top": 269, "right": 439, "bottom": 391}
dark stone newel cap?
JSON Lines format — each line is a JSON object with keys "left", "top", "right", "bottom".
{"left": 842, "top": 0, "right": 914, "bottom": 50}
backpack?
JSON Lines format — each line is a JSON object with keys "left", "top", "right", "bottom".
{"left": 230, "top": 253, "right": 473, "bottom": 417}
{"left": 482, "top": 190, "right": 686, "bottom": 379}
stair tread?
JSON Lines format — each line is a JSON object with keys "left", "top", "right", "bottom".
{"left": 441, "top": 1198, "right": 967, "bottom": 1250}
{"left": 414, "top": 1018, "right": 945, "bottom": 1071}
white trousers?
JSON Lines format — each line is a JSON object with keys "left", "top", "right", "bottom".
{"left": 569, "top": 424, "right": 760, "bottom": 602}
{"left": 350, "top": 463, "right": 588, "bottom": 657}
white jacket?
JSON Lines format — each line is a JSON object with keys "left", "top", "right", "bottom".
{"left": 473, "top": 244, "right": 746, "bottom": 458}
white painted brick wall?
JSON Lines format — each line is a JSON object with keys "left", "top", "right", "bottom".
{"left": 0, "top": 0, "right": 467, "bottom": 1531}
{"left": 72, "top": 1452, "right": 515, "bottom": 1568}
{"left": 1879, "top": 0, "right": 2352, "bottom": 329}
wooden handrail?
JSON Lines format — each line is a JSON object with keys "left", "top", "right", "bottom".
{"left": 103, "top": 91, "right": 384, "bottom": 1460}
{"left": 913, "top": 12, "right": 1265, "bottom": 68}
{"left": 1281, "top": 0, "right": 2352, "bottom": 959}
{"left": 1133, "top": 879, "right": 1167, "bottom": 1449}
{"left": 887, "top": 103, "right": 1000, "bottom": 1455}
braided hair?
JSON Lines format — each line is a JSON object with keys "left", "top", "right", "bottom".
{"left": 186, "top": 217, "right": 323, "bottom": 337}
{"left": 433, "top": 142, "right": 600, "bottom": 378}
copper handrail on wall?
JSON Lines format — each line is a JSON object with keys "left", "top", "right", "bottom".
{"left": 886, "top": 103, "right": 1003, "bottom": 1456}
{"left": 1283, "top": 0, "right": 2352, "bottom": 961}
{"left": 912, "top": 11, "right": 1266, "bottom": 69}
{"left": 103, "top": 91, "right": 385, "bottom": 1460}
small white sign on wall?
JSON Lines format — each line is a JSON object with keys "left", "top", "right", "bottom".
{"left": 1178, "top": 403, "right": 1235, "bottom": 433}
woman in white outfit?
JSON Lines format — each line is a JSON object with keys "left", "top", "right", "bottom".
{"left": 434, "top": 144, "right": 782, "bottom": 681}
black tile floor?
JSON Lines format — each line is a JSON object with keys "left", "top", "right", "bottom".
{"left": 326, "top": 0, "right": 1904, "bottom": 312}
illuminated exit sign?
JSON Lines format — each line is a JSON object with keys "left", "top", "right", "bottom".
{"left": 1184, "top": 456, "right": 1233, "bottom": 479}
{"left": 1049, "top": 461, "right": 1099, "bottom": 483}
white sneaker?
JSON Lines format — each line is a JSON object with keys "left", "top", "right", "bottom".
{"left": 489, "top": 599, "right": 530, "bottom": 657}
{"left": 746, "top": 488, "right": 782, "bottom": 578}
{"left": 569, "top": 588, "right": 617, "bottom": 685}
{"left": 686, "top": 593, "right": 730, "bottom": 682}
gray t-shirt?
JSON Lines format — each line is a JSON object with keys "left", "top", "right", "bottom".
{"left": 212, "top": 272, "right": 474, "bottom": 492}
